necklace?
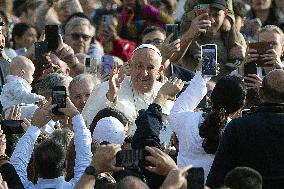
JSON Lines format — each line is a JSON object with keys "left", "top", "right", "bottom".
{"left": 130, "top": 79, "right": 156, "bottom": 118}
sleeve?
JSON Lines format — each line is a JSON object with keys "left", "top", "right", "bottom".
{"left": 206, "top": 121, "right": 238, "bottom": 188}
{"left": 132, "top": 103, "right": 163, "bottom": 149}
{"left": 70, "top": 114, "right": 92, "bottom": 185}
{"left": 13, "top": 83, "right": 42, "bottom": 104}
{"left": 112, "top": 38, "right": 136, "bottom": 62}
{"left": 0, "top": 163, "right": 25, "bottom": 189}
{"left": 169, "top": 71, "right": 208, "bottom": 133}
{"left": 10, "top": 126, "right": 41, "bottom": 188}
{"left": 82, "top": 82, "right": 110, "bottom": 127}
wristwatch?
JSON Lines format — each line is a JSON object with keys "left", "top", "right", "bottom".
{"left": 84, "top": 166, "right": 98, "bottom": 177}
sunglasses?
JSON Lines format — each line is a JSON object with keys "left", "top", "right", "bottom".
{"left": 69, "top": 33, "right": 92, "bottom": 41}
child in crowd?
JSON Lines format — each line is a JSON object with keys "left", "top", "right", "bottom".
{"left": 0, "top": 56, "right": 45, "bottom": 119}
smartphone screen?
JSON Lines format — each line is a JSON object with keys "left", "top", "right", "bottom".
{"left": 35, "top": 41, "right": 48, "bottom": 59}
{"left": 1, "top": 120, "right": 24, "bottom": 134}
{"left": 52, "top": 86, "right": 66, "bottom": 115}
{"left": 166, "top": 24, "right": 181, "bottom": 43}
{"left": 45, "top": 25, "right": 59, "bottom": 52}
{"left": 241, "top": 109, "right": 251, "bottom": 117}
{"left": 201, "top": 44, "right": 217, "bottom": 76}
{"left": 100, "top": 55, "right": 115, "bottom": 77}
{"left": 187, "top": 167, "right": 204, "bottom": 189}
{"left": 85, "top": 57, "right": 91, "bottom": 68}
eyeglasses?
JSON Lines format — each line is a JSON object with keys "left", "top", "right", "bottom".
{"left": 69, "top": 33, "right": 92, "bottom": 41}
{"left": 144, "top": 38, "right": 164, "bottom": 45}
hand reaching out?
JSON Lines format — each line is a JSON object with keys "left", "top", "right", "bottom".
{"left": 244, "top": 74, "right": 262, "bottom": 89}
{"left": 160, "top": 166, "right": 192, "bottom": 189}
{"left": 156, "top": 78, "right": 185, "bottom": 102}
{"left": 107, "top": 65, "right": 125, "bottom": 102}
{"left": 7, "top": 105, "right": 21, "bottom": 120}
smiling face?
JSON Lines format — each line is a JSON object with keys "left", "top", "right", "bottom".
{"left": 206, "top": 7, "right": 226, "bottom": 35}
{"left": 130, "top": 48, "right": 163, "bottom": 94}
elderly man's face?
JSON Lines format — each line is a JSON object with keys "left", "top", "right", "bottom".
{"left": 259, "top": 31, "right": 283, "bottom": 58}
{"left": 64, "top": 25, "right": 92, "bottom": 54}
{"left": 130, "top": 48, "right": 163, "bottom": 93}
{"left": 70, "top": 79, "right": 94, "bottom": 112}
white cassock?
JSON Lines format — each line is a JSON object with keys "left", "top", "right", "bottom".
{"left": 82, "top": 76, "right": 174, "bottom": 136}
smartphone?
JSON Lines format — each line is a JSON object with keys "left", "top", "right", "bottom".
{"left": 196, "top": 4, "right": 209, "bottom": 19}
{"left": 85, "top": 57, "right": 91, "bottom": 68}
{"left": 166, "top": 24, "right": 181, "bottom": 43}
{"left": 244, "top": 63, "right": 257, "bottom": 78}
{"left": 116, "top": 149, "right": 150, "bottom": 170}
{"left": 1, "top": 120, "right": 24, "bottom": 134}
{"left": 201, "top": 44, "right": 217, "bottom": 76}
{"left": 102, "top": 15, "right": 113, "bottom": 26}
{"left": 34, "top": 41, "right": 48, "bottom": 59}
{"left": 52, "top": 86, "right": 67, "bottom": 115}
{"left": 45, "top": 25, "right": 59, "bottom": 52}
{"left": 248, "top": 42, "right": 273, "bottom": 67}
{"left": 241, "top": 109, "right": 251, "bottom": 117}
{"left": 187, "top": 167, "right": 204, "bottom": 189}
{"left": 100, "top": 55, "right": 115, "bottom": 77}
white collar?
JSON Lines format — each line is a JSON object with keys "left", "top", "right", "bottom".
{"left": 6, "top": 75, "right": 30, "bottom": 86}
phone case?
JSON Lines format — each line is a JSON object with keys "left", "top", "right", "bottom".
{"left": 248, "top": 42, "right": 273, "bottom": 67}
{"left": 100, "top": 55, "right": 115, "bottom": 77}
{"left": 35, "top": 41, "right": 48, "bottom": 59}
{"left": 45, "top": 25, "right": 59, "bottom": 52}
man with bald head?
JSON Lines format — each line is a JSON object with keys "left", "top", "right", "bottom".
{"left": 207, "top": 69, "right": 284, "bottom": 189}
{"left": 83, "top": 44, "right": 173, "bottom": 135}
{"left": 0, "top": 56, "right": 45, "bottom": 119}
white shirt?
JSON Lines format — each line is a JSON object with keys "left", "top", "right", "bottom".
{"left": 82, "top": 76, "right": 174, "bottom": 136}
{"left": 169, "top": 72, "right": 214, "bottom": 180}
{"left": 0, "top": 75, "right": 43, "bottom": 119}
{"left": 10, "top": 114, "right": 92, "bottom": 189}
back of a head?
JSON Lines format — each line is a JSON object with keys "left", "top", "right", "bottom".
{"left": 34, "top": 140, "right": 66, "bottom": 179}
{"left": 224, "top": 167, "right": 262, "bottom": 189}
{"left": 199, "top": 75, "right": 246, "bottom": 154}
{"left": 211, "top": 75, "right": 246, "bottom": 113}
{"left": 261, "top": 69, "right": 284, "bottom": 103}
{"left": 10, "top": 56, "right": 33, "bottom": 75}
{"left": 35, "top": 72, "right": 72, "bottom": 98}
{"left": 115, "top": 176, "right": 149, "bottom": 189}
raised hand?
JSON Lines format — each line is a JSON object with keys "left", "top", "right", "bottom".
{"left": 157, "top": 78, "right": 185, "bottom": 101}
{"left": 261, "top": 49, "right": 283, "bottom": 69}
{"left": 145, "top": 146, "right": 177, "bottom": 176}
{"left": 31, "top": 100, "right": 56, "bottom": 128}
{"left": 107, "top": 65, "right": 125, "bottom": 102}
{"left": 187, "top": 13, "right": 212, "bottom": 38}
{"left": 229, "top": 42, "right": 246, "bottom": 60}
{"left": 244, "top": 74, "right": 262, "bottom": 89}
{"left": 244, "top": 48, "right": 259, "bottom": 64}
{"left": 160, "top": 33, "right": 181, "bottom": 61}
{"left": 160, "top": 166, "right": 192, "bottom": 189}
{"left": 58, "top": 97, "right": 80, "bottom": 118}
{"left": 7, "top": 105, "right": 21, "bottom": 120}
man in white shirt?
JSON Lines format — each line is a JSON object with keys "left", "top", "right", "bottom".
{"left": 82, "top": 44, "right": 174, "bottom": 135}
{"left": 10, "top": 98, "right": 92, "bottom": 189}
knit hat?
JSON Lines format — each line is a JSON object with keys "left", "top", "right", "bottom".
{"left": 92, "top": 117, "right": 126, "bottom": 144}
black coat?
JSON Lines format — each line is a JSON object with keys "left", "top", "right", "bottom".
{"left": 206, "top": 103, "right": 284, "bottom": 189}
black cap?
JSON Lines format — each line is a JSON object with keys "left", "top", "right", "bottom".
{"left": 199, "top": 0, "right": 227, "bottom": 10}
{"left": 0, "top": 17, "right": 4, "bottom": 26}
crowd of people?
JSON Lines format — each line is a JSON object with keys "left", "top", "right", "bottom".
{"left": 0, "top": 0, "right": 283, "bottom": 188}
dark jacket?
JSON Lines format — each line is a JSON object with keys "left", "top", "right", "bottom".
{"left": 170, "top": 64, "right": 195, "bottom": 82}
{"left": 0, "top": 163, "right": 24, "bottom": 189}
{"left": 206, "top": 103, "right": 284, "bottom": 189}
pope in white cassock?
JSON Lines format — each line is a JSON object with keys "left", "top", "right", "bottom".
{"left": 82, "top": 44, "right": 174, "bottom": 135}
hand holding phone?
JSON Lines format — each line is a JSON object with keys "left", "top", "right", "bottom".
{"left": 166, "top": 24, "right": 181, "bottom": 43}
{"left": 195, "top": 4, "right": 209, "bottom": 19}
{"left": 201, "top": 44, "right": 217, "bottom": 76}
{"left": 52, "top": 86, "right": 67, "bottom": 115}
{"left": 248, "top": 42, "right": 273, "bottom": 67}
{"left": 116, "top": 149, "right": 150, "bottom": 170}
